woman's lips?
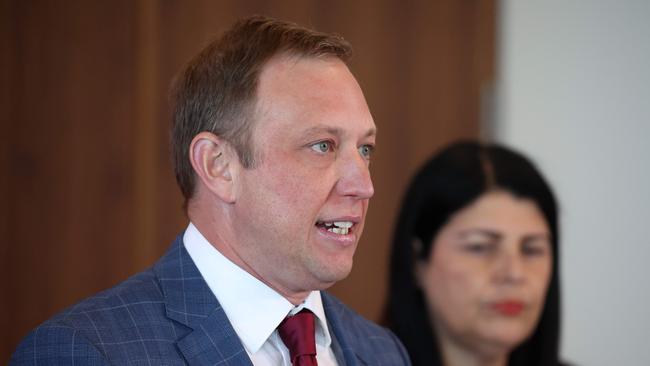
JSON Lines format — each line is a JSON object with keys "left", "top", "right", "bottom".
{"left": 491, "top": 300, "right": 524, "bottom": 316}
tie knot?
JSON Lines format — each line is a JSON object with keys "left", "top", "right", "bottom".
{"left": 278, "top": 309, "right": 318, "bottom": 366}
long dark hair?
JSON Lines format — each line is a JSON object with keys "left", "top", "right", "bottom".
{"left": 386, "top": 141, "right": 562, "bottom": 366}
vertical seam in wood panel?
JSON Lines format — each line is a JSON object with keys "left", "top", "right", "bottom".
{"left": 1, "top": 1, "right": 13, "bottom": 361}
{"left": 478, "top": 0, "right": 497, "bottom": 140}
{"left": 133, "top": 0, "right": 159, "bottom": 268}
{"left": 479, "top": 0, "right": 496, "bottom": 86}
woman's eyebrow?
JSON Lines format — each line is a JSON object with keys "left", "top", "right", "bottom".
{"left": 457, "top": 229, "right": 502, "bottom": 240}
{"left": 522, "top": 233, "right": 551, "bottom": 242}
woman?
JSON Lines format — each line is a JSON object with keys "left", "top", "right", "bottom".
{"left": 386, "top": 141, "right": 567, "bottom": 366}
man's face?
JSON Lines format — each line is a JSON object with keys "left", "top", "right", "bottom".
{"left": 230, "top": 55, "right": 376, "bottom": 297}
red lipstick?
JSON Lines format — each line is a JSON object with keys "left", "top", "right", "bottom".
{"left": 492, "top": 301, "right": 524, "bottom": 316}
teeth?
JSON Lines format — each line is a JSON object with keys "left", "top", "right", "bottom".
{"left": 317, "top": 221, "right": 353, "bottom": 235}
{"left": 328, "top": 227, "right": 349, "bottom": 235}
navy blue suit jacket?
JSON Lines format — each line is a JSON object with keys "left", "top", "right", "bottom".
{"left": 11, "top": 235, "right": 411, "bottom": 365}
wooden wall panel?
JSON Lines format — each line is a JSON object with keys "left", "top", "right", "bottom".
{"left": 2, "top": 1, "right": 494, "bottom": 361}
{"left": 3, "top": 0, "right": 145, "bottom": 359}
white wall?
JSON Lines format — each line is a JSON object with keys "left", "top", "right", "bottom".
{"left": 495, "top": 1, "right": 650, "bottom": 365}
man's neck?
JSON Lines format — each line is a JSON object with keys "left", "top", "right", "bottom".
{"left": 188, "top": 212, "right": 311, "bottom": 305}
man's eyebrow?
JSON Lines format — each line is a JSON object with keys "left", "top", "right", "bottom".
{"left": 301, "top": 126, "right": 341, "bottom": 136}
{"left": 364, "top": 127, "right": 377, "bottom": 138}
{"left": 300, "top": 125, "right": 377, "bottom": 138}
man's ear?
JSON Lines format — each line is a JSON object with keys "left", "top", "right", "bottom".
{"left": 189, "top": 131, "right": 237, "bottom": 203}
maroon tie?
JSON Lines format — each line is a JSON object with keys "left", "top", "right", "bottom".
{"left": 278, "top": 309, "right": 318, "bottom": 366}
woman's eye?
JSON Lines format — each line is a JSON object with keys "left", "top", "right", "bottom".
{"left": 359, "top": 144, "right": 374, "bottom": 159}
{"left": 522, "top": 244, "right": 547, "bottom": 257}
{"left": 311, "top": 141, "right": 332, "bottom": 153}
{"left": 464, "top": 243, "right": 493, "bottom": 254}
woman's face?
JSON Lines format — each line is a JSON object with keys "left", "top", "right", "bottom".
{"left": 417, "top": 190, "right": 553, "bottom": 356}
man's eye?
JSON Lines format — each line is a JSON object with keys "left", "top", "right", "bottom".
{"left": 311, "top": 141, "right": 332, "bottom": 153}
{"left": 359, "top": 144, "right": 374, "bottom": 159}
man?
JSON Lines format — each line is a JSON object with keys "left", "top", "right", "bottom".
{"left": 11, "top": 15, "right": 411, "bottom": 365}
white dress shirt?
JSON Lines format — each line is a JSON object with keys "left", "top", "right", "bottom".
{"left": 184, "top": 223, "right": 339, "bottom": 366}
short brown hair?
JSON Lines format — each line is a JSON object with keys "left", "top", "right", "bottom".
{"left": 170, "top": 15, "right": 352, "bottom": 205}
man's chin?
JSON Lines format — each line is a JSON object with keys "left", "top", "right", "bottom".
{"left": 309, "top": 262, "right": 354, "bottom": 290}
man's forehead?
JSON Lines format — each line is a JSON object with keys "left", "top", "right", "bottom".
{"left": 258, "top": 54, "right": 350, "bottom": 92}
{"left": 263, "top": 52, "right": 342, "bottom": 72}
{"left": 251, "top": 53, "right": 374, "bottom": 138}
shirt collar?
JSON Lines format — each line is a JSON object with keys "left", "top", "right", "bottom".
{"left": 183, "top": 223, "right": 333, "bottom": 354}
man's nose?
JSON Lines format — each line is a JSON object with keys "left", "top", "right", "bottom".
{"left": 336, "top": 149, "right": 374, "bottom": 199}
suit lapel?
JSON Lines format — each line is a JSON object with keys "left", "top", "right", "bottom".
{"left": 154, "top": 235, "right": 253, "bottom": 366}
{"left": 323, "top": 292, "right": 376, "bottom": 366}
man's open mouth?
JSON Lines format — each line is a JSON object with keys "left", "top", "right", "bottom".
{"left": 315, "top": 221, "right": 354, "bottom": 235}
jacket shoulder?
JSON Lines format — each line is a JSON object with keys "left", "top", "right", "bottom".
{"left": 10, "top": 269, "right": 180, "bottom": 365}
{"left": 10, "top": 322, "right": 109, "bottom": 365}
{"left": 48, "top": 268, "right": 164, "bottom": 333}
{"left": 322, "top": 292, "right": 411, "bottom": 366}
